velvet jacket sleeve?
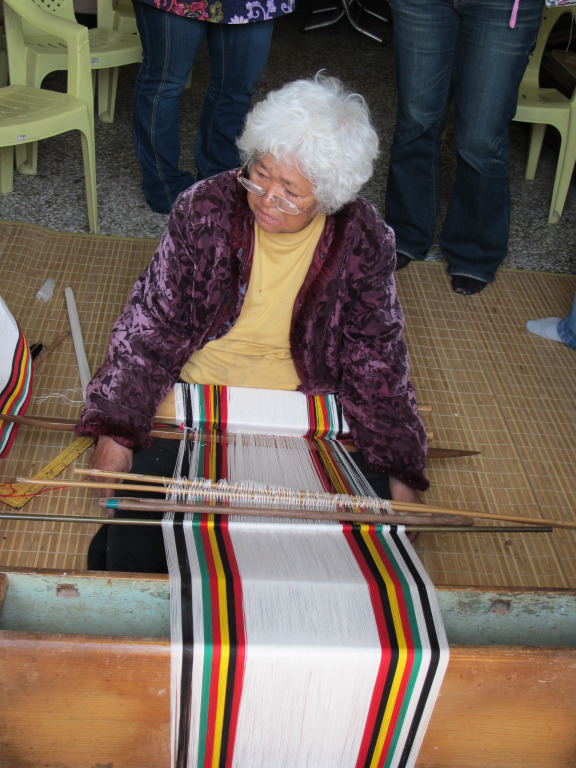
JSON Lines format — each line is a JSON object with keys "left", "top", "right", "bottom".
{"left": 292, "top": 198, "right": 429, "bottom": 491}
{"left": 77, "top": 173, "right": 247, "bottom": 448}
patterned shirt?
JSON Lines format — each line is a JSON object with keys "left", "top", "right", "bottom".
{"left": 135, "top": 0, "right": 295, "bottom": 24}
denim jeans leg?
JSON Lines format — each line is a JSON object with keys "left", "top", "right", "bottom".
{"left": 557, "top": 293, "right": 576, "bottom": 351}
{"left": 441, "top": 0, "right": 545, "bottom": 282}
{"left": 385, "top": 0, "right": 459, "bottom": 261}
{"left": 196, "top": 20, "right": 274, "bottom": 180}
{"left": 132, "top": 1, "right": 201, "bottom": 213}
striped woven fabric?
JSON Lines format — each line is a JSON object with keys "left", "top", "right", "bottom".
{"left": 0, "top": 295, "right": 33, "bottom": 459}
{"left": 173, "top": 383, "right": 372, "bottom": 499}
{"left": 162, "top": 515, "right": 448, "bottom": 768}
{"left": 174, "top": 383, "right": 350, "bottom": 439}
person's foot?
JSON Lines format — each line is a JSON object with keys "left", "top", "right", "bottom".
{"left": 395, "top": 253, "right": 412, "bottom": 270}
{"left": 451, "top": 275, "right": 487, "bottom": 295}
{"left": 526, "top": 317, "right": 562, "bottom": 342}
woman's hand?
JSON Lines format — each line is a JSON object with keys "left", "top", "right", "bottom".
{"left": 389, "top": 477, "right": 421, "bottom": 543}
{"left": 88, "top": 436, "right": 133, "bottom": 500}
{"left": 389, "top": 477, "right": 421, "bottom": 505}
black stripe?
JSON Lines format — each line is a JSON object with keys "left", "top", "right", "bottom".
{"left": 334, "top": 394, "right": 345, "bottom": 438}
{"left": 213, "top": 518, "right": 240, "bottom": 768}
{"left": 183, "top": 382, "right": 193, "bottom": 429}
{"left": 350, "top": 525, "right": 400, "bottom": 768}
{"left": 389, "top": 527, "right": 442, "bottom": 768}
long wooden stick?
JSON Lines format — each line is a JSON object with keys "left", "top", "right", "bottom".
{"left": 14, "top": 472, "right": 576, "bottom": 530}
{"left": 0, "top": 509, "right": 551, "bottom": 533}
{"left": 101, "top": 496, "right": 470, "bottom": 526}
{"left": 32, "top": 330, "right": 71, "bottom": 370}
{"left": 0, "top": 413, "right": 477, "bottom": 459}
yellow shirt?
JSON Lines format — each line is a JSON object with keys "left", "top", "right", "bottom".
{"left": 181, "top": 214, "right": 326, "bottom": 390}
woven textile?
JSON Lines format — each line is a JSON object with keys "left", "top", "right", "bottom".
{"left": 0, "top": 295, "right": 33, "bottom": 459}
{"left": 163, "top": 515, "right": 449, "bottom": 768}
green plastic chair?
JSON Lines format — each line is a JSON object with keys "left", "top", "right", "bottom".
{"left": 1, "top": 0, "right": 98, "bottom": 233}
{"left": 513, "top": 5, "right": 576, "bottom": 224}
{"left": 20, "top": 0, "right": 141, "bottom": 124}
{"left": 99, "top": 0, "right": 138, "bottom": 33}
{"left": 0, "top": 43, "right": 7, "bottom": 89}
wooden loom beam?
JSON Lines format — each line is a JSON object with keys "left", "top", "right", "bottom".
{"left": 0, "top": 413, "right": 478, "bottom": 459}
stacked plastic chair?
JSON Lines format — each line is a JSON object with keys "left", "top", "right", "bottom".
{"left": 514, "top": 5, "right": 576, "bottom": 223}
{"left": 0, "top": 0, "right": 98, "bottom": 233}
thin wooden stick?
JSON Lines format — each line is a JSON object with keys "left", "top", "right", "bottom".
{"left": 16, "top": 474, "right": 471, "bottom": 524}
{"left": 0, "top": 413, "right": 476, "bottom": 458}
{"left": 0, "top": 509, "right": 550, "bottom": 533}
{"left": 101, "top": 496, "right": 470, "bottom": 526}
{"left": 14, "top": 472, "right": 576, "bottom": 530}
{"left": 32, "top": 330, "right": 71, "bottom": 370}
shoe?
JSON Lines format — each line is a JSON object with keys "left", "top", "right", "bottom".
{"left": 451, "top": 275, "right": 487, "bottom": 295}
{"left": 395, "top": 253, "right": 412, "bottom": 270}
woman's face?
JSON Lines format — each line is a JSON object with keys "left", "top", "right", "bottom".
{"left": 246, "top": 155, "right": 318, "bottom": 234}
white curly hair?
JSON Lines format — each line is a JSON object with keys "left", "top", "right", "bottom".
{"left": 237, "top": 73, "right": 379, "bottom": 215}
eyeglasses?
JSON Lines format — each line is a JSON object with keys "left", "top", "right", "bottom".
{"left": 237, "top": 161, "right": 316, "bottom": 216}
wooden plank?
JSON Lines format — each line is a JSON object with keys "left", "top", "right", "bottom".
{"left": 1, "top": 632, "right": 575, "bottom": 768}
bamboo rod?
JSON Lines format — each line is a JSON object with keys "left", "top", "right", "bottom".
{"left": 17, "top": 473, "right": 466, "bottom": 519}
{"left": 14, "top": 472, "right": 576, "bottom": 530}
{"left": 102, "top": 497, "right": 468, "bottom": 526}
{"left": 0, "top": 509, "right": 550, "bottom": 533}
{"left": 0, "top": 413, "right": 454, "bottom": 452}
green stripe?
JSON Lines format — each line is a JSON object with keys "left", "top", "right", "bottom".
{"left": 374, "top": 528, "right": 423, "bottom": 768}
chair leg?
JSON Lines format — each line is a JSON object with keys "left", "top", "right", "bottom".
{"left": 97, "top": 67, "right": 119, "bottom": 124}
{"left": 548, "top": 138, "right": 575, "bottom": 224}
{"left": 79, "top": 129, "right": 99, "bottom": 234}
{"left": 15, "top": 142, "right": 38, "bottom": 176}
{"left": 525, "top": 123, "right": 547, "bottom": 180}
{"left": 0, "top": 146, "right": 14, "bottom": 193}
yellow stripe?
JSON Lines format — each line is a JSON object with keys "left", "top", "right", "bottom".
{"left": 2, "top": 345, "right": 30, "bottom": 415}
{"left": 359, "top": 525, "right": 409, "bottom": 768}
{"left": 207, "top": 517, "right": 231, "bottom": 768}
{"left": 315, "top": 441, "right": 348, "bottom": 494}
{"left": 313, "top": 396, "right": 327, "bottom": 437}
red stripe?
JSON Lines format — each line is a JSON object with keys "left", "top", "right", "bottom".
{"left": 220, "top": 518, "right": 246, "bottom": 768}
{"left": 306, "top": 396, "right": 316, "bottom": 438}
{"left": 0, "top": 330, "right": 28, "bottom": 408}
{"left": 220, "top": 386, "right": 228, "bottom": 433}
{"left": 342, "top": 524, "right": 392, "bottom": 767}
{"left": 365, "top": 528, "right": 416, "bottom": 764}
{"left": 0, "top": 331, "right": 33, "bottom": 459}
{"left": 304, "top": 437, "right": 334, "bottom": 493}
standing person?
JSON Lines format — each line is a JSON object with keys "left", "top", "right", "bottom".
{"left": 131, "top": 0, "right": 293, "bottom": 214}
{"left": 385, "top": 0, "right": 544, "bottom": 295}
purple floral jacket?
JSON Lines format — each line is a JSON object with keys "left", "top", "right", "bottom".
{"left": 78, "top": 170, "right": 429, "bottom": 491}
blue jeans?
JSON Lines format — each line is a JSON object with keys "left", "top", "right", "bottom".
{"left": 132, "top": 1, "right": 274, "bottom": 213}
{"left": 385, "top": 0, "right": 544, "bottom": 282}
{"left": 558, "top": 293, "right": 576, "bottom": 351}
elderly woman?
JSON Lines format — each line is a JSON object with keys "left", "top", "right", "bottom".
{"left": 79, "top": 74, "right": 429, "bottom": 571}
